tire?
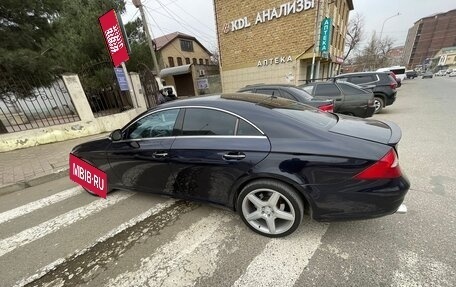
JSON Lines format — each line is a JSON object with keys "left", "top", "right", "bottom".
{"left": 83, "top": 187, "right": 98, "bottom": 197}
{"left": 373, "top": 97, "right": 384, "bottom": 113}
{"left": 237, "top": 179, "right": 304, "bottom": 237}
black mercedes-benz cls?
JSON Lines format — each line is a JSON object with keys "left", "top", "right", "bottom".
{"left": 71, "top": 93, "right": 410, "bottom": 237}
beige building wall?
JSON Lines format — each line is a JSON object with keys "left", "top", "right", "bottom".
{"left": 222, "top": 62, "right": 296, "bottom": 92}
{"left": 214, "top": 0, "right": 352, "bottom": 91}
{"left": 160, "top": 39, "right": 211, "bottom": 68}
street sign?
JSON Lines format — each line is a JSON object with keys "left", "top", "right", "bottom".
{"left": 98, "top": 9, "right": 129, "bottom": 67}
{"left": 197, "top": 78, "right": 209, "bottom": 90}
{"left": 320, "top": 17, "right": 332, "bottom": 53}
{"left": 114, "top": 68, "right": 129, "bottom": 91}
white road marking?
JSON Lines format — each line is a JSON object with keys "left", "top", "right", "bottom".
{"left": 0, "top": 191, "right": 134, "bottom": 258}
{"left": 106, "top": 212, "right": 234, "bottom": 287}
{"left": 13, "top": 200, "right": 176, "bottom": 287}
{"left": 0, "top": 186, "right": 83, "bottom": 225}
{"left": 232, "top": 221, "right": 329, "bottom": 287}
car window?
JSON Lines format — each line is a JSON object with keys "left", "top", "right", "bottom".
{"left": 314, "top": 83, "right": 341, "bottom": 97}
{"left": 350, "top": 75, "right": 374, "bottom": 84}
{"left": 237, "top": 119, "right": 262, "bottom": 136}
{"left": 338, "top": 82, "right": 369, "bottom": 94}
{"left": 256, "top": 89, "right": 278, "bottom": 96}
{"left": 336, "top": 77, "right": 348, "bottom": 82}
{"left": 276, "top": 89, "right": 295, "bottom": 100}
{"left": 298, "top": 86, "right": 315, "bottom": 97}
{"left": 125, "top": 109, "right": 179, "bottom": 139}
{"left": 182, "top": 108, "right": 236, "bottom": 136}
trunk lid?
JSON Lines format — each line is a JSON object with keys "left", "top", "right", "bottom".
{"left": 329, "top": 115, "right": 401, "bottom": 145}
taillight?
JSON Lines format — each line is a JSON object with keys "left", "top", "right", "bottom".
{"left": 355, "top": 149, "right": 402, "bottom": 180}
{"left": 318, "top": 103, "right": 334, "bottom": 113}
{"left": 368, "top": 99, "right": 375, "bottom": 107}
{"left": 390, "top": 82, "right": 397, "bottom": 89}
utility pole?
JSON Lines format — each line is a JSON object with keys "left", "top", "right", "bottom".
{"left": 132, "top": 0, "right": 161, "bottom": 76}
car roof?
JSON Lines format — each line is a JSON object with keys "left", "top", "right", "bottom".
{"left": 142, "top": 93, "right": 338, "bottom": 139}
{"left": 239, "top": 84, "right": 298, "bottom": 89}
{"left": 334, "top": 71, "right": 389, "bottom": 77}
{"left": 155, "top": 93, "right": 303, "bottom": 111}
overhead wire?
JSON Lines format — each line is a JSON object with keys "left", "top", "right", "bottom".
{"left": 152, "top": 0, "right": 217, "bottom": 44}
{"left": 143, "top": 5, "right": 191, "bottom": 62}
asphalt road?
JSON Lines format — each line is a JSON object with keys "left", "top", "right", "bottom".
{"left": 1, "top": 76, "right": 455, "bottom": 287}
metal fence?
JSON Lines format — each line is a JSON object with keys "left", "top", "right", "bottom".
{"left": 79, "top": 60, "right": 133, "bottom": 117}
{"left": 0, "top": 72, "right": 80, "bottom": 134}
{"left": 138, "top": 65, "right": 160, "bottom": 109}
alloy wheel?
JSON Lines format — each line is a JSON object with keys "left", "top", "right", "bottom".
{"left": 241, "top": 188, "right": 296, "bottom": 235}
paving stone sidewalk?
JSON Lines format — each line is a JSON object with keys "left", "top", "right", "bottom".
{"left": 0, "top": 133, "right": 108, "bottom": 194}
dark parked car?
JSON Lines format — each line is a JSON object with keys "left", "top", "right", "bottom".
{"left": 406, "top": 70, "right": 418, "bottom": 79}
{"left": 422, "top": 72, "right": 433, "bottom": 79}
{"left": 333, "top": 72, "right": 398, "bottom": 113}
{"left": 238, "top": 84, "right": 334, "bottom": 112}
{"left": 299, "top": 81, "right": 375, "bottom": 118}
{"left": 71, "top": 94, "right": 410, "bottom": 237}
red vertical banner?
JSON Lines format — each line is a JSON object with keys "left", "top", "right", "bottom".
{"left": 99, "top": 9, "right": 129, "bottom": 67}
{"left": 69, "top": 154, "right": 108, "bottom": 198}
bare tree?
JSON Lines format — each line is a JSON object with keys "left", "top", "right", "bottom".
{"left": 353, "top": 32, "right": 395, "bottom": 71}
{"left": 344, "top": 12, "right": 364, "bottom": 61}
{"left": 210, "top": 48, "right": 220, "bottom": 65}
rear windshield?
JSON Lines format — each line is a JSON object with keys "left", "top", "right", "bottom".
{"left": 274, "top": 104, "right": 337, "bottom": 129}
{"left": 390, "top": 68, "right": 405, "bottom": 75}
{"left": 221, "top": 93, "right": 337, "bottom": 129}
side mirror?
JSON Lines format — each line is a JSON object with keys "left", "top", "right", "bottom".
{"left": 110, "top": 129, "right": 122, "bottom": 141}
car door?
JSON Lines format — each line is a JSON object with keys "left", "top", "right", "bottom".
{"left": 313, "top": 83, "right": 344, "bottom": 112}
{"left": 106, "top": 108, "right": 180, "bottom": 193}
{"left": 336, "top": 82, "right": 371, "bottom": 116}
{"left": 168, "top": 107, "right": 271, "bottom": 206}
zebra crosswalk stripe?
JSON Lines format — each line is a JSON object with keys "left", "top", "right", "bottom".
{"left": 0, "top": 191, "right": 134, "bottom": 258}
{"left": 0, "top": 186, "right": 82, "bottom": 225}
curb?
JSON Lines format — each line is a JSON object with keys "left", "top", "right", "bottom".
{"left": 0, "top": 168, "right": 69, "bottom": 196}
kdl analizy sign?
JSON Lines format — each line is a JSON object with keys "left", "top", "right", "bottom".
{"left": 223, "top": 0, "right": 315, "bottom": 34}
{"left": 320, "top": 17, "right": 332, "bottom": 54}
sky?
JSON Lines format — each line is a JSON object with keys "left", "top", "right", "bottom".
{"left": 122, "top": 0, "right": 456, "bottom": 51}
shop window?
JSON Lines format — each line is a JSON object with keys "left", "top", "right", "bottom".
{"left": 177, "top": 57, "right": 183, "bottom": 66}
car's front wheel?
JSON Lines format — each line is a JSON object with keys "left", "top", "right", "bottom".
{"left": 237, "top": 180, "right": 304, "bottom": 237}
{"left": 374, "top": 97, "right": 384, "bottom": 113}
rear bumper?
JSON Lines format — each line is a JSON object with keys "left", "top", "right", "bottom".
{"left": 305, "top": 175, "right": 410, "bottom": 221}
{"left": 385, "top": 92, "right": 397, "bottom": 106}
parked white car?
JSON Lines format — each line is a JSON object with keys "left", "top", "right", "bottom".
{"left": 435, "top": 70, "right": 446, "bottom": 76}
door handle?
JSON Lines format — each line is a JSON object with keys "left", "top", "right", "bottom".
{"left": 335, "top": 98, "right": 342, "bottom": 101}
{"left": 223, "top": 153, "right": 246, "bottom": 160}
{"left": 153, "top": 152, "right": 168, "bottom": 158}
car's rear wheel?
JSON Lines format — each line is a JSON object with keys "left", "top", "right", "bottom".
{"left": 237, "top": 180, "right": 304, "bottom": 237}
{"left": 83, "top": 187, "right": 98, "bottom": 196}
{"left": 374, "top": 97, "right": 384, "bottom": 113}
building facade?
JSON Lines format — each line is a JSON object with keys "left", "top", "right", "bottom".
{"left": 433, "top": 46, "right": 456, "bottom": 71}
{"left": 402, "top": 9, "right": 456, "bottom": 70}
{"left": 154, "top": 32, "right": 220, "bottom": 97}
{"left": 214, "top": 0, "right": 353, "bottom": 92}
